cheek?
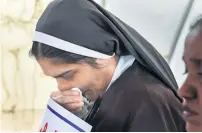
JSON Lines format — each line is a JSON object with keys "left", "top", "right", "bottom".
{"left": 73, "top": 67, "right": 97, "bottom": 89}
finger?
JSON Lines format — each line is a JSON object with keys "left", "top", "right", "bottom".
{"left": 73, "top": 107, "right": 83, "bottom": 113}
{"left": 61, "top": 90, "right": 80, "bottom": 96}
{"left": 53, "top": 95, "right": 83, "bottom": 104}
{"left": 52, "top": 95, "right": 65, "bottom": 104}
{"left": 50, "top": 91, "right": 62, "bottom": 98}
{"left": 64, "top": 102, "right": 84, "bottom": 111}
{"left": 63, "top": 95, "right": 83, "bottom": 103}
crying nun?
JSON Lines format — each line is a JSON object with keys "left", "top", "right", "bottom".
{"left": 30, "top": 0, "right": 185, "bottom": 132}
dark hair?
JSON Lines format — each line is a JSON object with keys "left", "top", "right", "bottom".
{"left": 29, "top": 41, "right": 99, "bottom": 67}
{"left": 190, "top": 15, "right": 202, "bottom": 30}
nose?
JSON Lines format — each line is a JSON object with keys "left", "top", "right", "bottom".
{"left": 56, "top": 78, "right": 72, "bottom": 91}
{"left": 178, "top": 77, "right": 197, "bottom": 100}
{"left": 178, "top": 84, "right": 191, "bottom": 99}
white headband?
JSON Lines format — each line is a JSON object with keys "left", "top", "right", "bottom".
{"left": 33, "top": 31, "right": 114, "bottom": 59}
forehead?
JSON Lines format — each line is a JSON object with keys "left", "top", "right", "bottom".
{"left": 184, "top": 29, "right": 202, "bottom": 59}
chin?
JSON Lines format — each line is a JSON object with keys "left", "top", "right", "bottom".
{"left": 186, "top": 122, "right": 202, "bottom": 132}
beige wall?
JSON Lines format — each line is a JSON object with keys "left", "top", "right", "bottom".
{"left": 0, "top": 0, "right": 57, "bottom": 111}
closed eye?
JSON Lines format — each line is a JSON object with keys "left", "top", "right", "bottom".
{"left": 61, "top": 71, "right": 75, "bottom": 80}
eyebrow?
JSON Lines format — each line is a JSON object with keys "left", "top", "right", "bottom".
{"left": 182, "top": 56, "right": 202, "bottom": 63}
{"left": 53, "top": 70, "right": 73, "bottom": 78}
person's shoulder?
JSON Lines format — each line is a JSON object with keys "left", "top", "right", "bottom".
{"left": 144, "top": 83, "right": 181, "bottom": 107}
{"left": 123, "top": 84, "right": 185, "bottom": 132}
{"left": 114, "top": 61, "right": 181, "bottom": 110}
{"left": 127, "top": 61, "right": 181, "bottom": 106}
{"left": 122, "top": 77, "right": 182, "bottom": 112}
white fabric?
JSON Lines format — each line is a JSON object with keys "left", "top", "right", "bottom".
{"left": 105, "top": 55, "right": 135, "bottom": 92}
{"left": 33, "top": 31, "right": 115, "bottom": 59}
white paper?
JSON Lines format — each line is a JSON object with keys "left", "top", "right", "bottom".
{"left": 39, "top": 98, "right": 92, "bottom": 132}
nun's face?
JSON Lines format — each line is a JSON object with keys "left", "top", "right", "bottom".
{"left": 178, "top": 29, "right": 202, "bottom": 131}
{"left": 37, "top": 57, "right": 117, "bottom": 101}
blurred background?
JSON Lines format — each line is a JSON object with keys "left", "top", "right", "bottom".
{"left": 0, "top": 0, "right": 202, "bottom": 132}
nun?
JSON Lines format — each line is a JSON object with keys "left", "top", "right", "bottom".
{"left": 30, "top": 0, "right": 185, "bottom": 131}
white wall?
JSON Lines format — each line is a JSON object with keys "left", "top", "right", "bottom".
{"left": 105, "top": 0, "right": 189, "bottom": 58}
{"left": 170, "top": 0, "right": 202, "bottom": 87}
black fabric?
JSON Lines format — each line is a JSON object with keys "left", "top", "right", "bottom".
{"left": 86, "top": 61, "right": 185, "bottom": 132}
{"left": 35, "top": 0, "right": 179, "bottom": 99}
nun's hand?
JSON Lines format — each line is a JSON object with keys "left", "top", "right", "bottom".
{"left": 51, "top": 90, "right": 84, "bottom": 113}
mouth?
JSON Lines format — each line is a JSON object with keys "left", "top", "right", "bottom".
{"left": 183, "top": 106, "right": 198, "bottom": 116}
{"left": 182, "top": 106, "right": 200, "bottom": 126}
